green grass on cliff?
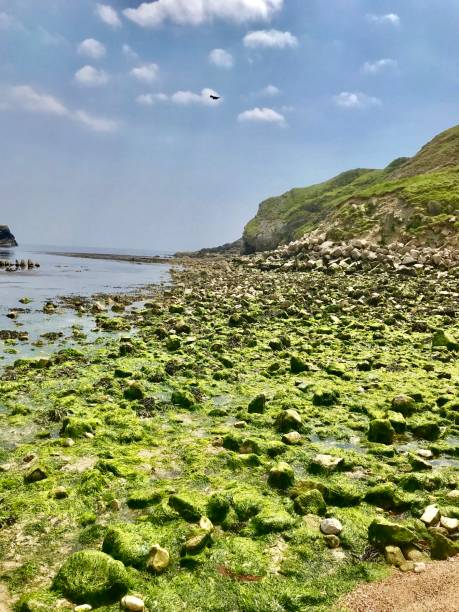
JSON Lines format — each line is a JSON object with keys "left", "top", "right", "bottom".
{"left": 243, "top": 125, "right": 459, "bottom": 251}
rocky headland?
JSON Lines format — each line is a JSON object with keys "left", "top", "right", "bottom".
{"left": 0, "top": 226, "right": 18, "bottom": 248}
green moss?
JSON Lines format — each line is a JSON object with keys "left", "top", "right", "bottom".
{"left": 53, "top": 550, "right": 130, "bottom": 605}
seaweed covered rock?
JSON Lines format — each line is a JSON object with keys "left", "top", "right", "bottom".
{"left": 368, "top": 518, "right": 417, "bottom": 548}
{"left": 294, "top": 489, "right": 326, "bottom": 516}
{"left": 169, "top": 493, "right": 204, "bottom": 522}
{"left": 102, "top": 525, "right": 151, "bottom": 568}
{"left": 275, "top": 409, "right": 302, "bottom": 433}
{"left": 53, "top": 550, "right": 130, "bottom": 605}
{"left": 368, "top": 419, "right": 395, "bottom": 445}
{"left": 391, "top": 395, "right": 417, "bottom": 416}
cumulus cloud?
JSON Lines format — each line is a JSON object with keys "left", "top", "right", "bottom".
{"left": 136, "top": 93, "right": 168, "bottom": 106}
{"left": 243, "top": 29, "right": 298, "bottom": 49}
{"left": 209, "top": 48, "right": 234, "bottom": 69}
{"left": 238, "top": 106, "right": 286, "bottom": 125}
{"left": 260, "top": 84, "right": 280, "bottom": 96}
{"left": 333, "top": 92, "right": 382, "bottom": 109}
{"left": 123, "top": 0, "right": 283, "bottom": 27}
{"left": 131, "top": 63, "right": 159, "bottom": 83}
{"left": 96, "top": 3, "right": 122, "bottom": 28}
{"left": 75, "top": 65, "right": 110, "bottom": 87}
{"left": 78, "top": 38, "right": 106, "bottom": 60}
{"left": 3, "top": 85, "right": 117, "bottom": 132}
{"left": 171, "top": 88, "right": 221, "bottom": 106}
{"left": 367, "top": 13, "right": 400, "bottom": 26}
{"left": 362, "top": 58, "right": 398, "bottom": 74}
{"left": 122, "top": 44, "right": 139, "bottom": 60}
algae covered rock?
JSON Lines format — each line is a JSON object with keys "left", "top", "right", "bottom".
{"left": 268, "top": 462, "right": 295, "bottom": 489}
{"left": 146, "top": 544, "right": 170, "bottom": 573}
{"left": 169, "top": 493, "right": 203, "bottom": 522}
{"left": 53, "top": 550, "right": 130, "bottom": 605}
{"left": 275, "top": 409, "right": 302, "bottom": 433}
{"left": 368, "top": 517, "right": 417, "bottom": 548}
{"left": 429, "top": 527, "right": 459, "bottom": 559}
{"left": 171, "top": 389, "right": 195, "bottom": 409}
{"left": 248, "top": 393, "right": 267, "bottom": 413}
{"left": 206, "top": 493, "right": 230, "bottom": 523}
{"left": 368, "top": 419, "right": 395, "bottom": 445}
{"left": 313, "top": 387, "right": 340, "bottom": 406}
{"left": 294, "top": 489, "right": 326, "bottom": 516}
{"left": 432, "top": 329, "right": 459, "bottom": 351}
{"left": 391, "top": 394, "right": 417, "bottom": 416}
{"left": 102, "top": 525, "right": 150, "bottom": 568}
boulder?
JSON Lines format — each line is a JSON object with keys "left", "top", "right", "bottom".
{"left": 268, "top": 462, "right": 295, "bottom": 489}
{"left": 368, "top": 419, "right": 395, "bottom": 445}
{"left": 368, "top": 518, "right": 417, "bottom": 548}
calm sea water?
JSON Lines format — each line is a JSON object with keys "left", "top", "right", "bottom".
{"left": 0, "top": 244, "right": 172, "bottom": 364}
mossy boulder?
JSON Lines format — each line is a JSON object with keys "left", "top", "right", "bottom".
{"left": 171, "top": 390, "right": 195, "bottom": 409}
{"left": 169, "top": 493, "right": 204, "bottom": 522}
{"left": 252, "top": 507, "right": 295, "bottom": 533}
{"left": 410, "top": 418, "right": 441, "bottom": 441}
{"left": 368, "top": 518, "right": 417, "bottom": 548}
{"left": 368, "top": 419, "right": 395, "bottom": 445}
{"left": 267, "top": 462, "right": 295, "bottom": 489}
{"left": 102, "top": 524, "right": 151, "bottom": 568}
{"left": 313, "top": 388, "right": 340, "bottom": 406}
{"left": 432, "top": 329, "right": 459, "bottom": 351}
{"left": 387, "top": 410, "right": 407, "bottom": 433}
{"left": 290, "top": 355, "right": 309, "bottom": 374}
{"left": 123, "top": 382, "right": 145, "bottom": 401}
{"left": 364, "top": 483, "right": 408, "bottom": 510}
{"left": 391, "top": 395, "right": 417, "bottom": 417}
{"left": 275, "top": 409, "right": 303, "bottom": 433}
{"left": 248, "top": 394, "right": 267, "bottom": 414}
{"left": 429, "top": 527, "right": 459, "bottom": 559}
{"left": 206, "top": 493, "right": 230, "bottom": 523}
{"left": 53, "top": 550, "right": 130, "bottom": 605}
{"left": 294, "top": 489, "right": 326, "bottom": 516}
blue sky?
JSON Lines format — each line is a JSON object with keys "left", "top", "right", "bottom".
{"left": 1, "top": 0, "right": 459, "bottom": 250}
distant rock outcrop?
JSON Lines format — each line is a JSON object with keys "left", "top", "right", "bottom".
{"left": 0, "top": 225, "right": 18, "bottom": 247}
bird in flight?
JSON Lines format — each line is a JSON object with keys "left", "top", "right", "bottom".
{"left": 210, "top": 94, "right": 220, "bottom": 100}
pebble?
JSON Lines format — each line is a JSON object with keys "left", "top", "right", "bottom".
{"left": 414, "top": 562, "right": 427, "bottom": 573}
{"left": 120, "top": 595, "right": 145, "bottom": 611}
{"left": 420, "top": 505, "right": 440, "bottom": 526}
{"left": 147, "top": 544, "right": 170, "bottom": 573}
{"left": 440, "top": 516, "right": 458, "bottom": 532}
{"left": 320, "top": 518, "right": 343, "bottom": 535}
{"left": 74, "top": 605, "right": 92, "bottom": 612}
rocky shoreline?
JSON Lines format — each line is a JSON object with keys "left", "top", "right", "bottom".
{"left": 0, "top": 256, "right": 458, "bottom": 611}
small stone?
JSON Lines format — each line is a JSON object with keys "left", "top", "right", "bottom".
{"left": 440, "top": 516, "right": 458, "bottom": 532}
{"left": 385, "top": 545, "right": 405, "bottom": 567}
{"left": 417, "top": 449, "right": 433, "bottom": 459}
{"left": 234, "top": 421, "right": 247, "bottom": 429}
{"left": 414, "top": 562, "right": 427, "bottom": 573}
{"left": 63, "top": 438, "right": 74, "bottom": 447}
{"left": 184, "top": 530, "right": 211, "bottom": 554}
{"left": 120, "top": 595, "right": 145, "bottom": 611}
{"left": 324, "top": 534, "right": 340, "bottom": 549}
{"left": 75, "top": 606, "right": 92, "bottom": 612}
{"left": 84, "top": 432, "right": 95, "bottom": 439}
{"left": 403, "top": 546, "right": 427, "bottom": 562}
{"left": 421, "top": 505, "right": 440, "bottom": 526}
{"left": 146, "top": 545, "right": 170, "bottom": 573}
{"left": 275, "top": 409, "right": 302, "bottom": 433}
{"left": 248, "top": 394, "right": 266, "bottom": 413}
{"left": 320, "top": 518, "right": 343, "bottom": 536}
{"left": 281, "top": 431, "right": 302, "bottom": 445}
{"left": 446, "top": 489, "right": 459, "bottom": 501}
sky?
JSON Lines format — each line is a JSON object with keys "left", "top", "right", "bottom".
{"left": 1, "top": 0, "right": 459, "bottom": 251}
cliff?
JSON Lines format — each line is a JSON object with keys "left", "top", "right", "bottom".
{"left": 242, "top": 125, "right": 459, "bottom": 253}
{"left": 0, "top": 225, "right": 18, "bottom": 247}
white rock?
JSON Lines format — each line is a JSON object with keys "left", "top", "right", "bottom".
{"left": 440, "top": 516, "right": 458, "bottom": 532}
{"left": 417, "top": 449, "right": 433, "bottom": 459}
{"left": 420, "top": 505, "right": 440, "bottom": 526}
{"left": 320, "top": 518, "right": 343, "bottom": 535}
{"left": 414, "top": 562, "right": 427, "bottom": 573}
{"left": 120, "top": 595, "right": 145, "bottom": 611}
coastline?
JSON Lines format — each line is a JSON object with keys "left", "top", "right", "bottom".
{"left": 46, "top": 251, "right": 176, "bottom": 265}
{"left": 0, "top": 255, "right": 458, "bottom": 610}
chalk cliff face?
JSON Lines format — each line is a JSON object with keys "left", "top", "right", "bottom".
{"left": 0, "top": 226, "right": 18, "bottom": 247}
{"left": 242, "top": 124, "right": 459, "bottom": 253}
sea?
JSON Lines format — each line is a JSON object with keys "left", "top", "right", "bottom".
{"left": 0, "top": 244, "right": 172, "bottom": 365}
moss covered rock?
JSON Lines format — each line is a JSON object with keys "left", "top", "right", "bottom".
{"left": 53, "top": 550, "right": 130, "bottom": 605}
{"left": 169, "top": 493, "right": 204, "bottom": 522}
{"left": 368, "top": 518, "right": 417, "bottom": 548}
{"left": 268, "top": 462, "right": 295, "bottom": 489}
{"left": 294, "top": 489, "right": 326, "bottom": 516}
{"left": 368, "top": 419, "right": 395, "bottom": 445}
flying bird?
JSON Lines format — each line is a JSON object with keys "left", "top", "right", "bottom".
{"left": 210, "top": 94, "right": 220, "bottom": 100}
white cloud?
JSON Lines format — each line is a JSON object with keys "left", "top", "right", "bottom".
{"left": 260, "top": 84, "right": 280, "bottom": 96}
{"left": 136, "top": 93, "right": 168, "bottom": 106}
{"left": 131, "top": 63, "right": 159, "bottom": 83}
{"left": 10, "top": 85, "right": 68, "bottom": 116}
{"left": 78, "top": 38, "right": 106, "bottom": 60}
{"left": 96, "top": 3, "right": 122, "bottom": 28}
{"left": 367, "top": 13, "right": 400, "bottom": 26}
{"left": 362, "top": 58, "right": 398, "bottom": 74}
{"left": 3, "top": 85, "right": 117, "bottom": 132}
{"left": 73, "top": 110, "right": 117, "bottom": 133}
{"left": 122, "top": 44, "right": 139, "bottom": 60}
{"left": 238, "top": 106, "right": 286, "bottom": 125}
{"left": 243, "top": 29, "right": 298, "bottom": 49}
{"left": 123, "top": 0, "right": 283, "bottom": 27}
{"left": 209, "top": 48, "right": 234, "bottom": 69}
{"left": 333, "top": 92, "right": 382, "bottom": 109}
{"left": 75, "top": 65, "right": 110, "bottom": 87}
{"left": 171, "top": 88, "right": 221, "bottom": 106}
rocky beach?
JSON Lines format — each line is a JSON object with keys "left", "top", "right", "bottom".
{"left": 0, "top": 248, "right": 458, "bottom": 611}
